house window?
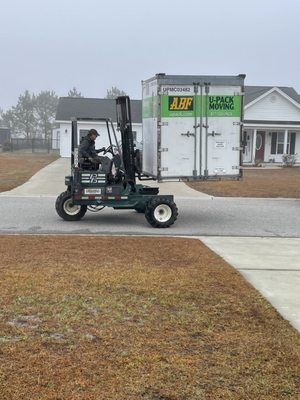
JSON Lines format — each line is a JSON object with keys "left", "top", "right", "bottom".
{"left": 256, "top": 133, "right": 263, "bottom": 150}
{"left": 79, "top": 129, "right": 89, "bottom": 142}
{"left": 277, "top": 132, "right": 285, "bottom": 154}
{"left": 289, "top": 132, "right": 296, "bottom": 154}
{"left": 271, "top": 132, "right": 296, "bottom": 155}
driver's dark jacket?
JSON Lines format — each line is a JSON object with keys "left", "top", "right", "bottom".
{"left": 78, "top": 136, "right": 98, "bottom": 159}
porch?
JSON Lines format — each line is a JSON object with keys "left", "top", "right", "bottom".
{"left": 242, "top": 126, "right": 300, "bottom": 165}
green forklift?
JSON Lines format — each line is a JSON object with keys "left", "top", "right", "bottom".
{"left": 55, "top": 96, "right": 178, "bottom": 228}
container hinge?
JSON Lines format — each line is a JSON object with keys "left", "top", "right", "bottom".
{"left": 233, "top": 121, "right": 243, "bottom": 126}
{"left": 158, "top": 148, "right": 168, "bottom": 152}
{"left": 158, "top": 167, "right": 168, "bottom": 171}
{"left": 232, "top": 146, "right": 243, "bottom": 151}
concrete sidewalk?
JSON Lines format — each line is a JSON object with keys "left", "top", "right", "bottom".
{"left": 200, "top": 237, "right": 300, "bottom": 333}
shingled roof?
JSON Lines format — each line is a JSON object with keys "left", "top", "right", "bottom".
{"left": 56, "top": 87, "right": 300, "bottom": 123}
{"left": 56, "top": 97, "right": 142, "bottom": 123}
{"left": 244, "top": 86, "right": 300, "bottom": 106}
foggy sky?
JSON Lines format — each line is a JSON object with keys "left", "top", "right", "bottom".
{"left": 1, "top": 0, "right": 299, "bottom": 111}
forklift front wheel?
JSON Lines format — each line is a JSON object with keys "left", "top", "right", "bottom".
{"left": 55, "top": 191, "right": 87, "bottom": 221}
{"left": 145, "top": 197, "right": 178, "bottom": 228}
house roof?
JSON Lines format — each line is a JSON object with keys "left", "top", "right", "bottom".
{"left": 56, "top": 97, "right": 142, "bottom": 123}
{"left": 56, "top": 87, "right": 300, "bottom": 123}
{"left": 244, "top": 86, "right": 300, "bottom": 106}
{"left": 0, "top": 120, "right": 9, "bottom": 129}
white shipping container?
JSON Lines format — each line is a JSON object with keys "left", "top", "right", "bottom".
{"left": 142, "top": 74, "right": 245, "bottom": 181}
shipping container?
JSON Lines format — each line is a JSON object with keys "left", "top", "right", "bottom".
{"left": 142, "top": 73, "right": 245, "bottom": 181}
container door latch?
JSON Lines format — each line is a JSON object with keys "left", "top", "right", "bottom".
{"left": 181, "top": 131, "right": 195, "bottom": 137}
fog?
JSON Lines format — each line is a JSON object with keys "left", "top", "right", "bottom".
{"left": 1, "top": 0, "right": 299, "bottom": 110}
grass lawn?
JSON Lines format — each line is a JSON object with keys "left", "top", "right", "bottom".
{"left": 0, "top": 152, "right": 59, "bottom": 192}
{"left": 0, "top": 236, "right": 300, "bottom": 400}
{"left": 187, "top": 167, "right": 300, "bottom": 198}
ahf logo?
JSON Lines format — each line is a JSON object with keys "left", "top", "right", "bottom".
{"left": 90, "top": 174, "right": 98, "bottom": 183}
{"left": 168, "top": 96, "right": 193, "bottom": 111}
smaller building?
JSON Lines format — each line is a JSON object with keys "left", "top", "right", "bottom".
{"left": 0, "top": 125, "right": 11, "bottom": 146}
{"left": 55, "top": 97, "right": 142, "bottom": 157}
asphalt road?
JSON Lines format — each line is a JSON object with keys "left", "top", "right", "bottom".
{"left": 0, "top": 195, "right": 299, "bottom": 237}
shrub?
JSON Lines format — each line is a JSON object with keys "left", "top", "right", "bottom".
{"left": 282, "top": 153, "right": 297, "bottom": 167}
{"left": 2, "top": 141, "right": 12, "bottom": 152}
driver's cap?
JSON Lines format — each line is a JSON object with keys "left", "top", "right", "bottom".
{"left": 88, "top": 129, "right": 99, "bottom": 137}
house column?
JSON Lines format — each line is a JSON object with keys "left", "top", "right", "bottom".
{"left": 252, "top": 129, "right": 257, "bottom": 165}
{"left": 284, "top": 129, "right": 289, "bottom": 154}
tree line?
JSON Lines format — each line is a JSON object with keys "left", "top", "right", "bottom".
{"left": 0, "top": 86, "right": 126, "bottom": 139}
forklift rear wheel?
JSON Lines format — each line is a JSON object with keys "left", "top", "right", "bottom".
{"left": 55, "top": 191, "right": 87, "bottom": 221}
{"left": 145, "top": 197, "right": 178, "bottom": 228}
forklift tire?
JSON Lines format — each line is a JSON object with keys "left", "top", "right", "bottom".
{"left": 55, "top": 191, "right": 87, "bottom": 221}
{"left": 145, "top": 197, "right": 178, "bottom": 228}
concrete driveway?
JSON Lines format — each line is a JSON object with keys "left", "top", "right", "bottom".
{"left": 3, "top": 157, "right": 212, "bottom": 198}
{"left": 2, "top": 157, "right": 300, "bottom": 333}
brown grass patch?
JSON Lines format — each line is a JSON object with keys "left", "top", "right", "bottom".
{"left": 0, "top": 235, "right": 300, "bottom": 399}
{"left": 187, "top": 168, "right": 300, "bottom": 198}
{"left": 0, "top": 152, "right": 59, "bottom": 192}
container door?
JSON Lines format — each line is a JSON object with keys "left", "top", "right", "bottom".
{"left": 202, "top": 86, "right": 242, "bottom": 177}
{"left": 159, "top": 88, "right": 197, "bottom": 178}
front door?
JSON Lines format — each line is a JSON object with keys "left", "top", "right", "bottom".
{"left": 255, "top": 131, "right": 265, "bottom": 163}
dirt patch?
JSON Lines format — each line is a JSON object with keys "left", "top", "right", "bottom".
{"left": 0, "top": 152, "right": 59, "bottom": 192}
{"left": 187, "top": 167, "right": 300, "bottom": 198}
{"left": 0, "top": 235, "right": 300, "bottom": 399}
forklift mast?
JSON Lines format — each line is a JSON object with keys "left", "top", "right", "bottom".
{"left": 116, "top": 96, "right": 136, "bottom": 185}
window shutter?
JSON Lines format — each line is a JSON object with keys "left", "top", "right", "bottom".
{"left": 290, "top": 132, "right": 296, "bottom": 155}
{"left": 271, "top": 132, "right": 277, "bottom": 154}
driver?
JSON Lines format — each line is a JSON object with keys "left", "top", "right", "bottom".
{"left": 78, "top": 129, "right": 106, "bottom": 165}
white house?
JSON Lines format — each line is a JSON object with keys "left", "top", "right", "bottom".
{"left": 54, "top": 97, "right": 142, "bottom": 158}
{"left": 243, "top": 86, "right": 300, "bottom": 164}
{"left": 55, "top": 86, "right": 300, "bottom": 164}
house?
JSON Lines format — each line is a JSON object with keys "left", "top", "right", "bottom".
{"left": 0, "top": 125, "right": 11, "bottom": 146}
{"left": 54, "top": 97, "right": 142, "bottom": 157}
{"left": 243, "top": 86, "right": 300, "bottom": 164}
{"left": 55, "top": 86, "right": 300, "bottom": 164}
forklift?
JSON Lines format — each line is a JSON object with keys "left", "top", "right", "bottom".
{"left": 55, "top": 96, "right": 178, "bottom": 228}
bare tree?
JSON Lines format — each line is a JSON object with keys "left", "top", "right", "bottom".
{"left": 105, "top": 86, "right": 127, "bottom": 99}
{"left": 34, "top": 91, "right": 59, "bottom": 139}
{"left": 1, "top": 91, "right": 36, "bottom": 138}
{"left": 68, "top": 87, "right": 83, "bottom": 97}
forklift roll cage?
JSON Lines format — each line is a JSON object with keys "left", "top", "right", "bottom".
{"left": 56, "top": 96, "right": 178, "bottom": 228}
